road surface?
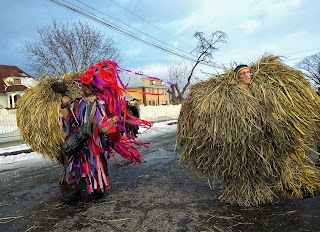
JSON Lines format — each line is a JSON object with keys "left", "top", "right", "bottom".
{"left": 1, "top": 126, "right": 320, "bottom": 231}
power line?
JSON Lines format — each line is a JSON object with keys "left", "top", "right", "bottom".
{"left": 47, "top": 0, "right": 198, "bottom": 63}
{"left": 54, "top": 0, "right": 317, "bottom": 69}
{"left": 284, "top": 56, "right": 306, "bottom": 61}
{"left": 74, "top": 0, "right": 193, "bottom": 57}
{"left": 216, "top": 50, "right": 320, "bottom": 68}
{"left": 108, "top": 0, "right": 193, "bottom": 49}
{"left": 283, "top": 47, "right": 320, "bottom": 56}
{"left": 106, "top": 2, "right": 320, "bottom": 63}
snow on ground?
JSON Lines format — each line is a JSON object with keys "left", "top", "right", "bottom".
{"left": 0, "top": 144, "right": 30, "bottom": 154}
{"left": 0, "top": 120, "right": 178, "bottom": 166}
{"left": 0, "top": 152, "right": 50, "bottom": 172}
{"left": 138, "top": 120, "right": 177, "bottom": 139}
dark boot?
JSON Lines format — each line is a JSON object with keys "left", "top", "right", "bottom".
{"left": 61, "top": 177, "right": 87, "bottom": 204}
{"left": 78, "top": 177, "right": 88, "bottom": 199}
{"left": 87, "top": 191, "right": 104, "bottom": 202}
{"left": 61, "top": 191, "right": 81, "bottom": 204}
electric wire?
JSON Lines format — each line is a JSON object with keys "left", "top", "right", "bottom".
{"left": 107, "top": 0, "right": 193, "bottom": 48}
{"left": 47, "top": 0, "right": 319, "bottom": 73}
{"left": 283, "top": 48, "right": 320, "bottom": 56}
{"left": 74, "top": 0, "right": 193, "bottom": 57}
{"left": 47, "top": 0, "right": 198, "bottom": 63}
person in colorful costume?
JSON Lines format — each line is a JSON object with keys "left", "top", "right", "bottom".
{"left": 60, "top": 60, "right": 145, "bottom": 203}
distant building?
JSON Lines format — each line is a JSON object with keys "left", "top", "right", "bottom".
{"left": 0, "top": 65, "right": 36, "bottom": 109}
{"left": 125, "top": 73, "right": 170, "bottom": 106}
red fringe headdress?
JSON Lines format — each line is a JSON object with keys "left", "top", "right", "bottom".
{"left": 78, "top": 60, "right": 153, "bottom": 163}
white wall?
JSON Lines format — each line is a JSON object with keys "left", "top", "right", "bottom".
{"left": 0, "top": 109, "right": 18, "bottom": 134}
{"left": 0, "top": 95, "right": 7, "bottom": 108}
{"left": 139, "top": 104, "right": 181, "bottom": 122}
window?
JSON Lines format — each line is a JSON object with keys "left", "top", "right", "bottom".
{"left": 152, "top": 100, "right": 155, "bottom": 106}
{"left": 149, "top": 101, "right": 151, "bottom": 106}
{"left": 14, "top": 79, "right": 21, "bottom": 85}
{"left": 150, "top": 80, "right": 156, "bottom": 85}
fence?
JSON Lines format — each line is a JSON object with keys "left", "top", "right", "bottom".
{"left": 139, "top": 104, "right": 181, "bottom": 122}
{"left": 0, "top": 109, "right": 18, "bottom": 134}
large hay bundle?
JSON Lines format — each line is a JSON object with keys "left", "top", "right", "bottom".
{"left": 16, "top": 72, "right": 82, "bottom": 162}
{"left": 177, "top": 55, "right": 320, "bottom": 206}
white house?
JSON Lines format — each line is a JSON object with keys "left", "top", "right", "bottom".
{"left": 0, "top": 65, "right": 36, "bottom": 109}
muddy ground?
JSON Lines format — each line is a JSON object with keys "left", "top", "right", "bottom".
{"left": 1, "top": 127, "right": 320, "bottom": 232}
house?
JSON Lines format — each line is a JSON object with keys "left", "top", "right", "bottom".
{"left": 0, "top": 65, "right": 35, "bottom": 109}
{"left": 125, "top": 73, "right": 170, "bottom": 106}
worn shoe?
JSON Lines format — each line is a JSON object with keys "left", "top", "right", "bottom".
{"left": 78, "top": 177, "right": 88, "bottom": 199}
{"left": 87, "top": 192, "right": 104, "bottom": 202}
{"left": 62, "top": 191, "right": 81, "bottom": 204}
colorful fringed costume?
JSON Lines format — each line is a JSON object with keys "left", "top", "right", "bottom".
{"left": 16, "top": 60, "right": 152, "bottom": 199}
{"left": 60, "top": 60, "right": 151, "bottom": 196}
{"left": 61, "top": 97, "right": 114, "bottom": 194}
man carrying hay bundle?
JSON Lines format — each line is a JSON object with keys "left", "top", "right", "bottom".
{"left": 16, "top": 60, "right": 151, "bottom": 204}
{"left": 177, "top": 54, "right": 320, "bottom": 206}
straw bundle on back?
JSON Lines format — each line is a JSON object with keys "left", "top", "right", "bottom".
{"left": 177, "top": 55, "right": 320, "bottom": 206}
{"left": 16, "top": 72, "right": 82, "bottom": 163}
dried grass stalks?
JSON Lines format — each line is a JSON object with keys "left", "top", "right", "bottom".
{"left": 16, "top": 72, "right": 83, "bottom": 162}
{"left": 177, "top": 55, "right": 320, "bottom": 206}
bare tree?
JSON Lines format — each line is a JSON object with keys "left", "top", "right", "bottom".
{"left": 167, "top": 62, "right": 193, "bottom": 103}
{"left": 21, "top": 19, "right": 122, "bottom": 78}
{"left": 167, "top": 31, "right": 227, "bottom": 104}
{"left": 296, "top": 52, "right": 320, "bottom": 85}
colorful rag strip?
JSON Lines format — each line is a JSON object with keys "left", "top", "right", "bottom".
{"left": 117, "top": 66, "right": 177, "bottom": 87}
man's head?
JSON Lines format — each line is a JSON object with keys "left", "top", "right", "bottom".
{"left": 130, "top": 98, "right": 139, "bottom": 106}
{"left": 234, "top": 64, "right": 252, "bottom": 85}
{"left": 77, "top": 60, "right": 120, "bottom": 99}
{"left": 82, "top": 84, "right": 94, "bottom": 97}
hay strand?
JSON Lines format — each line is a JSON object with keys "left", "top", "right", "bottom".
{"left": 16, "top": 72, "right": 83, "bottom": 162}
{"left": 177, "top": 54, "right": 320, "bottom": 206}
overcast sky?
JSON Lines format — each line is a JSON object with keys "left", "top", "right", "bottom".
{"left": 1, "top": 0, "right": 319, "bottom": 79}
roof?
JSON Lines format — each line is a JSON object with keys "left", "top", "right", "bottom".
{"left": 125, "top": 74, "right": 168, "bottom": 89}
{"left": 1, "top": 85, "right": 28, "bottom": 93}
{"left": 0, "top": 65, "right": 31, "bottom": 79}
{"left": 0, "top": 77, "right": 27, "bottom": 93}
{"left": 0, "top": 65, "right": 30, "bottom": 93}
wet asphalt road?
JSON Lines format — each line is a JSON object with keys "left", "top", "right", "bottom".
{"left": 1, "top": 127, "right": 320, "bottom": 232}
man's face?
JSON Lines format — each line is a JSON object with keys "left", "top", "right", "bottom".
{"left": 237, "top": 68, "right": 252, "bottom": 85}
{"left": 130, "top": 100, "right": 136, "bottom": 106}
{"left": 82, "top": 84, "right": 93, "bottom": 97}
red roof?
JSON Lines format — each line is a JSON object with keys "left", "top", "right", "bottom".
{"left": 0, "top": 65, "right": 31, "bottom": 78}
{"left": 0, "top": 65, "right": 30, "bottom": 93}
{"left": 4, "top": 85, "right": 28, "bottom": 93}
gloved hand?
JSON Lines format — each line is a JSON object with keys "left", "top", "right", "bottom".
{"left": 99, "top": 116, "right": 118, "bottom": 134}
